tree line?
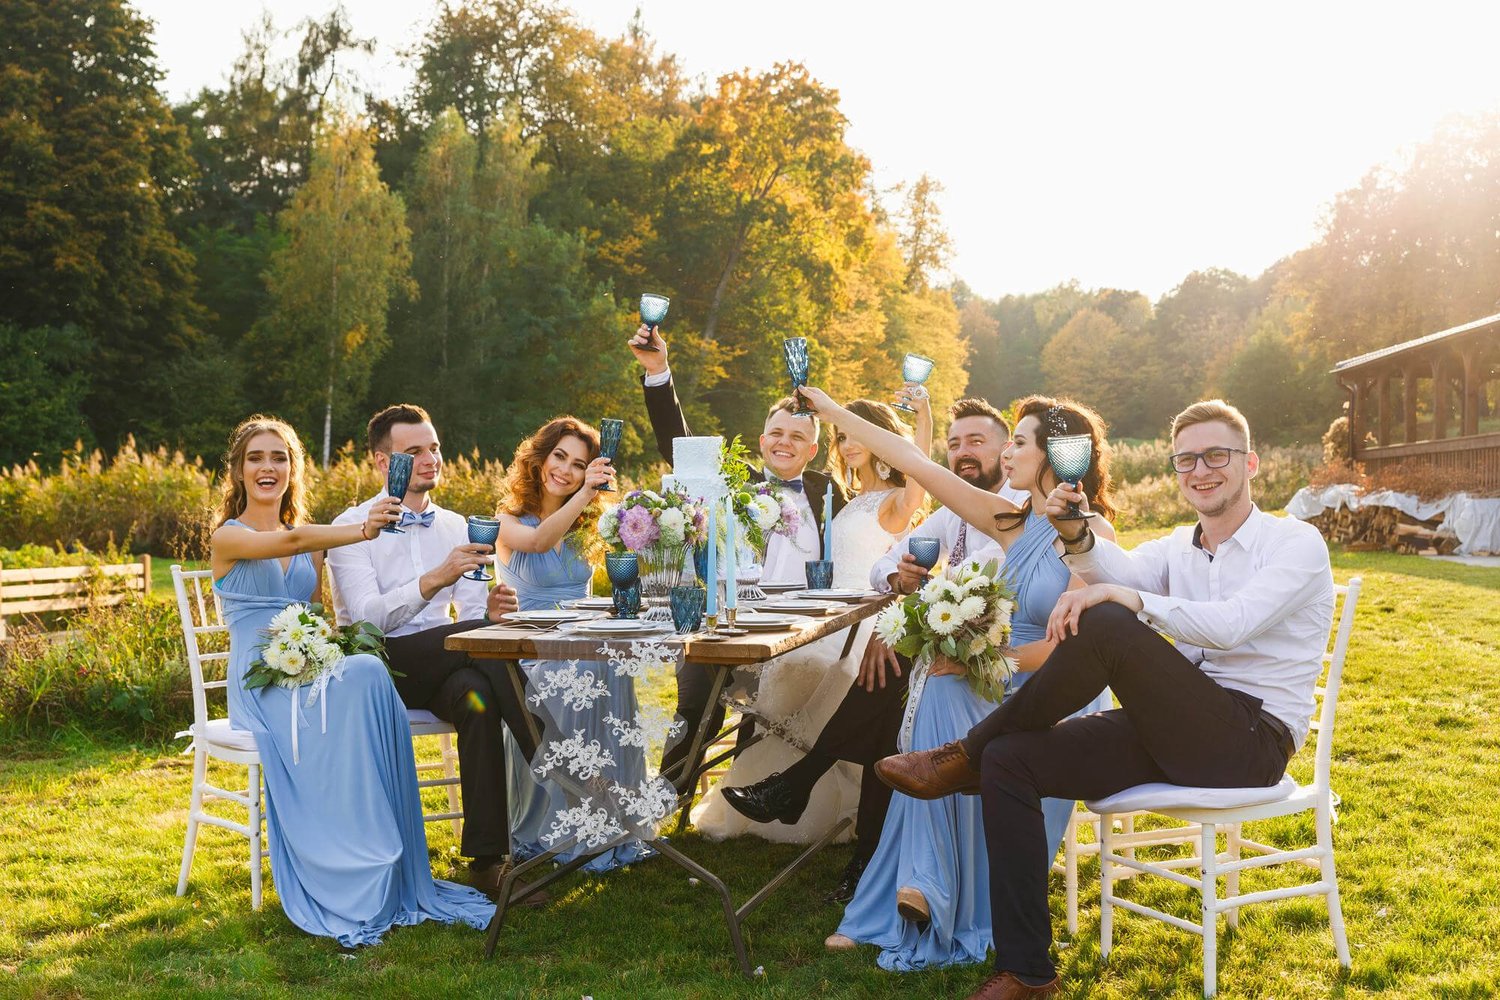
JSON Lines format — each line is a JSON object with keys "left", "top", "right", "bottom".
{"left": 4, "top": 0, "right": 1496, "bottom": 471}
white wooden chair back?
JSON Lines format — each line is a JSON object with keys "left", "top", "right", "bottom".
{"left": 172, "top": 566, "right": 230, "bottom": 732}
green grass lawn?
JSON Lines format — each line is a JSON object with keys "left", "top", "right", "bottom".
{"left": 4, "top": 539, "right": 1500, "bottom": 998}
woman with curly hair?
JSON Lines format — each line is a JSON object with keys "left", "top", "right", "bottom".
{"left": 208, "top": 415, "right": 496, "bottom": 946}
{"left": 493, "top": 416, "right": 654, "bottom": 872}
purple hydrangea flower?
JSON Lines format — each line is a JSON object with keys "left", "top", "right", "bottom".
{"left": 618, "top": 504, "right": 659, "bottom": 551}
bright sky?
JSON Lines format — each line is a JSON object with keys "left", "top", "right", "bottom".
{"left": 136, "top": 0, "right": 1500, "bottom": 301}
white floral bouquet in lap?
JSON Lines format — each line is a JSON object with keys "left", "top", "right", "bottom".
{"left": 874, "top": 557, "right": 1019, "bottom": 704}
{"left": 244, "top": 602, "right": 389, "bottom": 692}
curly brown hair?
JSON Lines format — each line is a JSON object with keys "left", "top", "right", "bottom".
{"left": 498, "top": 416, "right": 604, "bottom": 550}
{"left": 996, "top": 395, "right": 1117, "bottom": 526}
{"left": 828, "top": 399, "right": 912, "bottom": 492}
{"left": 213, "top": 415, "right": 309, "bottom": 529}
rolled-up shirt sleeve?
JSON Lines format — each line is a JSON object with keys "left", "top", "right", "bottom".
{"left": 1063, "top": 533, "right": 1172, "bottom": 594}
{"left": 327, "top": 507, "right": 429, "bottom": 632}
{"left": 1135, "top": 534, "right": 1330, "bottom": 651}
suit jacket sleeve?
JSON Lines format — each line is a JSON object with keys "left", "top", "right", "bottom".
{"left": 641, "top": 374, "right": 690, "bottom": 465}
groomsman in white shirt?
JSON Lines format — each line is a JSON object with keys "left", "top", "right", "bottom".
{"left": 327, "top": 403, "right": 541, "bottom": 901}
{"left": 721, "top": 397, "right": 1027, "bottom": 903}
{"left": 878, "top": 399, "right": 1334, "bottom": 1000}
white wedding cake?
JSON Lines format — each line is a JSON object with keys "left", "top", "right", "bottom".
{"left": 662, "top": 435, "right": 727, "bottom": 504}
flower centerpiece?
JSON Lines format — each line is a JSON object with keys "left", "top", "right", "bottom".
{"left": 873, "top": 557, "right": 1019, "bottom": 704}
{"left": 598, "top": 487, "right": 708, "bottom": 603}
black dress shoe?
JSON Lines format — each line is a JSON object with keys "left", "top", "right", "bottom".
{"left": 825, "top": 853, "right": 869, "bottom": 904}
{"left": 720, "top": 772, "right": 811, "bottom": 825}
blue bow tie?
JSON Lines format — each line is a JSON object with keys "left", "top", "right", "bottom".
{"left": 771, "top": 477, "right": 805, "bottom": 494}
{"left": 398, "top": 509, "right": 436, "bottom": 528}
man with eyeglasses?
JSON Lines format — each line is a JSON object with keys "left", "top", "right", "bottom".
{"left": 875, "top": 399, "right": 1334, "bottom": 1000}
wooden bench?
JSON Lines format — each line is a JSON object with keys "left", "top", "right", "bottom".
{"left": 0, "top": 556, "right": 152, "bottom": 641}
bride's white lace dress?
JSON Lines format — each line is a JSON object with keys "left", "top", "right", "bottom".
{"left": 692, "top": 488, "right": 906, "bottom": 843}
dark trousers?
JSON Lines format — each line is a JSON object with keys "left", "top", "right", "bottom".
{"left": 810, "top": 655, "right": 910, "bottom": 853}
{"left": 386, "top": 620, "right": 539, "bottom": 861}
{"left": 966, "top": 603, "right": 1293, "bottom": 979}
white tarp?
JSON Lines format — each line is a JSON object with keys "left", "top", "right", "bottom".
{"left": 1286, "top": 485, "right": 1500, "bottom": 555}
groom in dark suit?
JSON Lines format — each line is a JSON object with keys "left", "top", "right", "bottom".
{"left": 629, "top": 324, "right": 849, "bottom": 791}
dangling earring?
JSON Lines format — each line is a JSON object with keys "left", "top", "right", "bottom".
{"left": 875, "top": 459, "right": 892, "bottom": 481}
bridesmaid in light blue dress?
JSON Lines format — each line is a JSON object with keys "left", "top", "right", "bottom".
{"left": 210, "top": 415, "right": 494, "bottom": 947}
{"left": 835, "top": 512, "right": 1112, "bottom": 969}
{"left": 496, "top": 417, "right": 654, "bottom": 873}
{"left": 801, "top": 390, "right": 1119, "bottom": 971}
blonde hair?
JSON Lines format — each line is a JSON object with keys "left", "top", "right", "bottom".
{"left": 1171, "top": 399, "right": 1252, "bottom": 450}
{"left": 214, "top": 415, "right": 309, "bottom": 529}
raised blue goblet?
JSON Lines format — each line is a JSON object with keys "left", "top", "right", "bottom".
{"left": 783, "top": 338, "right": 815, "bottom": 416}
{"left": 637, "top": 293, "right": 669, "bottom": 352}
{"left": 383, "top": 451, "right": 413, "bottom": 534}
{"left": 1047, "top": 434, "right": 1098, "bottom": 521}
{"left": 597, "top": 418, "right": 623, "bottom": 492}
{"left": 895, "top": 353, "right": 936, "bottom": 413}
{"left": 908, "top": 537, "right": 942, "bottom": 575}
{"left": 464, "top": 515, "right": 500, "bottom": 581}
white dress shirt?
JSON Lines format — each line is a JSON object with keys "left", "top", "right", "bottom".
{"left": 327, "top": 493, "right": 489, "bottom": 637}
{"left": 761, "top": 485, "right": 821, "bottom": 585}
{"left": 1062, "top": 506, "right": 1334, "bottom": 750}
{"left": 869, "top": 482, "right": 1028, "bottom": 592}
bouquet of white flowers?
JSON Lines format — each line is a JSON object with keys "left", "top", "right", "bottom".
{"left": 244, "top": 602, "right": 389, "bottom": 692}
{"left": 873, "top": 557, "right": 1019, "bottom": 704}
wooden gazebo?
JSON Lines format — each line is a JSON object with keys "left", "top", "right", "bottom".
{"left": 1333, "top": 314, "right": 1500, "bottom": 491}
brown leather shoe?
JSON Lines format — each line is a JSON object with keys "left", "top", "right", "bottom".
{"left": 874, "top": 740, "right": 981, "bottom": 798}
{"left": 468, "top": 859, "right": 549, "bottom": 908}
{"left": 965, "top": 971, "right": 1060, "bottom": 999}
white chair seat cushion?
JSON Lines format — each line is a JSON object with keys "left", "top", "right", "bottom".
{"left": 407, "top": 708, "right": 456, "bottom": 735}
{"left": 197, "top": 718, "right": 260, "bottom": 753}
{"left": 1086, "top": 774, "right": 1298, "bottom": 815}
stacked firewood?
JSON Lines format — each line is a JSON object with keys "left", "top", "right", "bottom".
{"left": 1308, "top": 505, "right": 1459, "bottom": 555}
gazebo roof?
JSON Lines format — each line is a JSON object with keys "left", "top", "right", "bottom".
{"left": 1333, "top": 313, "right": 1500, "bottom": 374}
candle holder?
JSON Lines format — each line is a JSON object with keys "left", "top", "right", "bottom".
{"left": 716, "top": 605, "right": 747, "bottom": 636}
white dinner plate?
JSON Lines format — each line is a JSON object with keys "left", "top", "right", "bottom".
{"left": 793, "top": 588, "right": 880, "bottom": 602}
{"left": 756, "top": 581, "right": 806, "bottom": 593}
{"left": 757, "top": 598, "right": 840, "bottom": 615}
{"left": 567, "top": 597, "right": 617, "bottom": 610}
{"left": 503, "top": 609, "right": 598, "bottom": 624}
{"left": 729, "top": 612, "right": 801, "bottom": 631}
{"left": 562, "top": 619, "right": 673, "bottom": 636}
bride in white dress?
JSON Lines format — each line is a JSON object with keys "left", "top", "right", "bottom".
{"left": 694, "top": 395, "right": 932, "bottom": 842}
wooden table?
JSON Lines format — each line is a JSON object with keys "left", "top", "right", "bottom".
{"left": 446, "top": 595, "right": 893, "bottom": 976}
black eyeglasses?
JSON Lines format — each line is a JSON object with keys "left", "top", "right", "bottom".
{"left": 1168, "top": 448, "right": 1247, "bottom": 473}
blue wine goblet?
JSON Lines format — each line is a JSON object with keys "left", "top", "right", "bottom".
{"left": 637, "top": 293, "right": 670, "bottom": 352}
{"left": 804, "top": 559, "right": 834, "bottom": 590}
{"left": 605, "top": 552, "right": 641, "bottom": 618}
{"left": 1047, "top": 435, "right": 1098, "bottom": 521}
{"left": 783, "top": 338, "right": 815, "bottom": 416}
{"left": 895, "top": 353, "right": 936, "bottom": 413}
{"left": 597, "top": 418, "right": 623, "bottom": 492}
{"left": 908, "top": 537, "right": 942, "bottom": 576}
{"left": 383, "top": 452, "right": 414, "bottom": 534}
{"left": 464, "top": 515, "right": 500, "bottom": 581}
{"left": 669, "top": 585, "right": 706, "bottom": 634}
